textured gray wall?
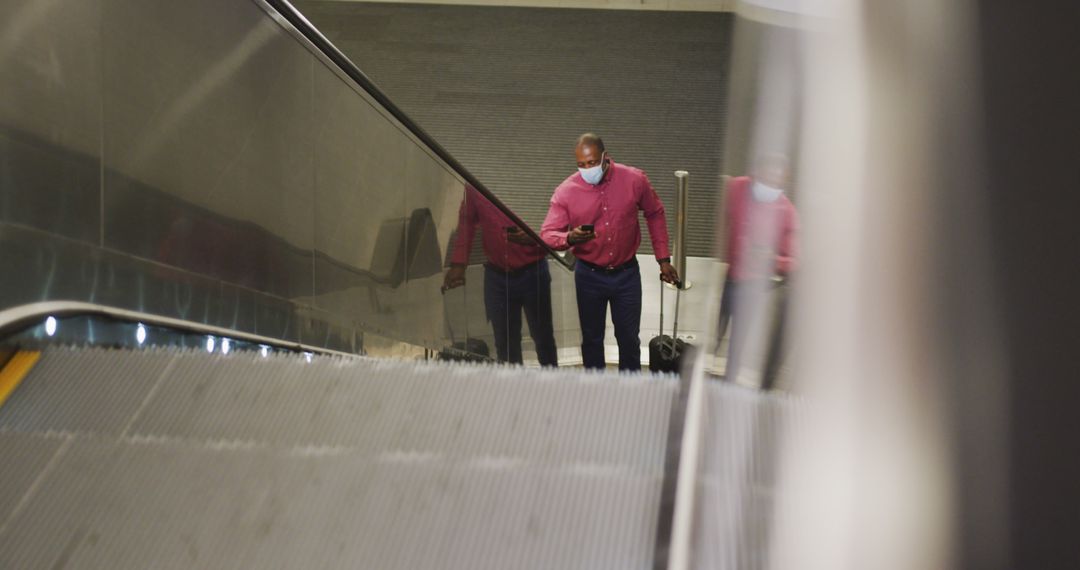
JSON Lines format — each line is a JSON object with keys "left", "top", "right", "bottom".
{"left": 294, "top": 1, "right": 733, "bottom": 256}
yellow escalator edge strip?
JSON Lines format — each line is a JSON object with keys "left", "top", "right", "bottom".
{"left": 0, "top": 350, "right": 41, "bottom": 409}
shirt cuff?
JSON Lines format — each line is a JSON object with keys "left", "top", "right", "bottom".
{"left": 548, "top": 232, "right": 569, "bottom": 250}
{"left": 657, "top": 257, "right": 671, "bottom": 265}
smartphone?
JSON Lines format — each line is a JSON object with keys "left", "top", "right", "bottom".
{"left": 581, "top": 224, "right": 595, "bottom": 232}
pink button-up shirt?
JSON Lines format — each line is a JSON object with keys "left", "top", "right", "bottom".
{"left": 724, "top": 176, "right": 799, "bottom": 281}
{"left": 541, "top": 160, "right": 671, "bottom": 268}
{"left": 450, "top": 186, "right": 546, "bottom": 271}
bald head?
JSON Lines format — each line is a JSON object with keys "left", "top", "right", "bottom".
{"left": 575, "top": 132, "right": 607, "bottom": 171}
{"left": 576, "top": 132, "right": 605, "bottom": 154}
{"left": 754, "top": 153, "right": 791, "bottom": 189}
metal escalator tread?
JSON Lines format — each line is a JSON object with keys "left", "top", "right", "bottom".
{"left": 0, "top": 432, "right": 66, "bottom": 529}
{"left": 692, "top": 383, "right": 807, "bottom": 570}
{"left": 0, "top": 347, "right": 675, "bottom": 569}
{"left": 0, "top": 348, "right": 176, "bottom": 436}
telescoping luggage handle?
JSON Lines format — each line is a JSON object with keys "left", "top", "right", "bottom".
{"left": 658, "top": 277, "right": 683, "bottom": 358}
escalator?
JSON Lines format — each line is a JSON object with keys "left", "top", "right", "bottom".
{"left": 0, "top": 0, "right": 801, "bottom": 568}
{"left": 0, "top": 340, "right": 798, "bottom": 569}
{"left": 0, "top": 347, "right": 674, "bottom": 568}
{"left": 4, "top": 0, "right": 1069, "bottom": 567}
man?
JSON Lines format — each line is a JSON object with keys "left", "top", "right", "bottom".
{"left": 717, "top": 155, "right": 799, "bottom": 386}
{"left": 443, "top": 185, "right": 558, "bottom": 366}
{"left": 541, "top": 133, "right": 679, "bottom": 371}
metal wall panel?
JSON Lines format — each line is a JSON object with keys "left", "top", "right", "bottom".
{"left": 312, "top": 64, "right": 408, "bottom": 276}
{"left": 310, "top": 60, "right": 410, "bottom": 341}
{"left": 0, "top": 0, "right": 521, "bottom": 358}
{"left": 0, "top": 0, "right": 103, "bottom": 244}
{"left": 102, "top": 0, "right": 316, "bottom": 300}
{"left": 293, "top": 1, "right": 733, "bottom": 257}
{"left": 402, "top": 143, "right": 468, "bottom": 346}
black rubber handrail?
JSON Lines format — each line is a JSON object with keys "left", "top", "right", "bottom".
{"left": 263, "top": 0, "right": 573, "bottom": 270}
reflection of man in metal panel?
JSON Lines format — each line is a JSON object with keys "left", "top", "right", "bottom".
{"left": 718, "top": 155, "right": 799, "bottom": 386}
{"left": 541, "top": 133, "right": 679, "bottom": 371}
{"left": 443, "top": 186, "right": 558, "bottom": 367}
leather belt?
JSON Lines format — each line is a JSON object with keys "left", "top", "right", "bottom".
{"left": 577, "top": 257, "right": 638, "bottom": 274}
{"left": 484, "top": 259, "right": 543, "bottom": 277}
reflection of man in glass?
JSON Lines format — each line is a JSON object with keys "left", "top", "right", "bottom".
{"left": 443, "top": 186, "right": 558, "bottom": 366}
{"left": 718, "top": 155, "right": 799, "bottom": 385}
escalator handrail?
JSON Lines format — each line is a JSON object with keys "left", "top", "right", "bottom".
{"left": 260, "top": 0, "right": 574, "bottom": 271}
{"left": 0, "top": 301, "right": 355, "bottom": 358}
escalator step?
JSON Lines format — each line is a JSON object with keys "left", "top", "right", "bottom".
{"left": 0, "top": 347, "right": 677, "bottom": 569}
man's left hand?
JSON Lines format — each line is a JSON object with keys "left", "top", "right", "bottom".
{"left": 660, "top": 261, "right": 680, "bottom": 287}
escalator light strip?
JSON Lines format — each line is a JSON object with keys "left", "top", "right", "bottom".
{"left": 0, "top": 351, "right": 40, "bottom": 409}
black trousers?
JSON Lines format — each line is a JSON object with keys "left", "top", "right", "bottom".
{"left": 717, "top": 277, "right": 790, "bottom": 389}
{"left": 483, "top": 260, "right": 558, "bottom": 366}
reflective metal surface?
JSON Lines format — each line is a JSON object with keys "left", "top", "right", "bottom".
{"left": 0, "top": 0, "right": 102, "bottom": 244}
{"left": 310, "top": 59, "right": 410, "bottom": 342}
{"left": 674, "top": 170, "right": 691, "bottom": 288}
{"left": 102, "top": 0, "right": 315, "bottom": 301}
{"left": 0, "top": 0, "right": 552, "bottom": 357}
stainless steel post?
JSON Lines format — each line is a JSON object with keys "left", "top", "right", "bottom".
{"left": 673, "top": 170, "right": 691, "bottom": 289}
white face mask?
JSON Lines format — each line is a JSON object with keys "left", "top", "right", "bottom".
{"left": 752, "top": 181, "right": 783, "bottom": 202}
{"left": 578, "top": 152, "right": 607, "bottom": 185}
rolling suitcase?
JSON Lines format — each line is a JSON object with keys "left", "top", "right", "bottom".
{"left": 649, "top": 278, "right": 689, "bottom": 373}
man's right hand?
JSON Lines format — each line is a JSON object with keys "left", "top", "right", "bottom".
{"left": 506, "top": 227, "right": 535, "bottom": 245}
{"left": 442, "top": 265, "right": 466, "bottom": 292}
{"left": 567, "top": 226, "right": 596, "bottom": 245}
